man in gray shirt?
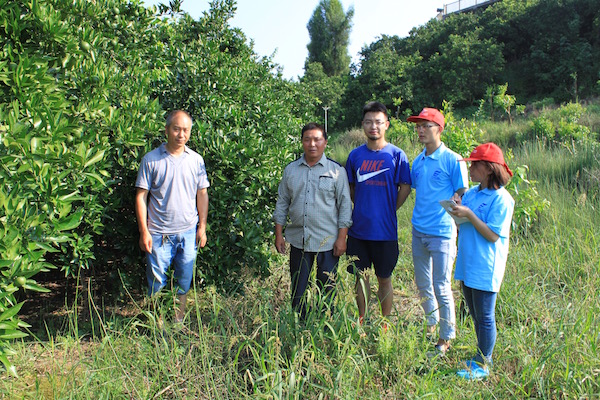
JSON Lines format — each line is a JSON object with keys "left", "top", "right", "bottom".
{"left": 273, "top": 122, "right": 352, "bottom": 319}
{"left": 135, "top": 110, "right": 209, "bottom": 323}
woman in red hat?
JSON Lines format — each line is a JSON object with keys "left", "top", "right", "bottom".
{"left": 449, "top": 142, "right": 515, "bottom": 380}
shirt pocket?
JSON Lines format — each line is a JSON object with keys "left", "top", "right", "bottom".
{"left": 318, "top": 175, "right": 335, "bottom": 198}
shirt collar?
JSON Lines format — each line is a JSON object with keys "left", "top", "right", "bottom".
{"left": 475, "top": 185, "right": 494, "bottom": 196}
{"left": 420, "top": 143, "right": 446, "bottom": 160}
{"left": 300, "top": 153, "right": 327, "bottom": 167}
{"left": 160, "top": 143, "right": 190, "bottom": 155}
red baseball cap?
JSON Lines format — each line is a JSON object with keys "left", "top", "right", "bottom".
{"left": 461, "top": 143, "right": 513, "bottom": 176}
{"left": 407, "top": 108, "right": 445, "bottom": 130}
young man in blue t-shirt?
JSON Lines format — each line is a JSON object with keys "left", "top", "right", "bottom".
{"left": 407, "top": 107, "right": 468, "bottom": 354}
{"left": 345, "top": 102, "right": 412, "bottom": 323}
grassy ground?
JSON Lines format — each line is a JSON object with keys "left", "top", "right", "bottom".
{"left": 2, "top": 112, "right": 600, "bottom": 398}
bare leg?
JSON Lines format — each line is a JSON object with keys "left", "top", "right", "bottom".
{"left": 175, "top": 293, "right": 187, "bottom": 323}
{"left": 377, "top": 276, "right": 393, "bottom": 317}
{"left": 355, "top": 274, "right": 370, "bottom": 320}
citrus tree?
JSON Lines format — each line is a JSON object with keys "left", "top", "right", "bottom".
{"left": 0, "top": 0, "right": 312, "bottom": 372}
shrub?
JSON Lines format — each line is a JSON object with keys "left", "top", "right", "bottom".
{"left": 0, "top": 0, "right": 311, "bottom": 372}
{"left": 441, "top": 101, "right": 481, "bottom": 158}
{"left": 506, "top": 165, "right": 550, "bottom": 237}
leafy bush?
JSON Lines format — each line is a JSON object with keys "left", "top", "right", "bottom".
{"left": 0, "top": 0, "right": 312, "bottom": 372}
{"left": 521, "top": 102, "right": 595, "bottom": 143}
{"left": 528, "top": 116, "right": 555, "bottom": 141}
{"left": 506, "top": 165, "right": 550, "bottom": 237}
{"left": 386, "top": 118, "right": 414, "bottom": 150}
{"left": 440, "top": 101, "right": 481, "bottom": 158}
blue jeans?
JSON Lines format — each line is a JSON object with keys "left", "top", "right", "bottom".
{"left": 461, "top": 282, "right": 498, "bottom": 366}
{"left": 290, "top": 246, "right": 338, "bottom": 319}
{"left": 412, "top": 227, "right": 456, "bottom": 340}
{"left": 146, "top": 227, "right": 198, "bottom": 296}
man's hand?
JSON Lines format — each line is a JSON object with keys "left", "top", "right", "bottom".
{"left": 139, "top": 229, "right": 152, "bottom": 253}
{"left": 275, "top": 234, "right": 286, "bottom": 254}
{"left": 197, "top": 227, "right": 207, "bottom": 248}
{"left": 333, "top": 236, "right": 347, "bottom": 257}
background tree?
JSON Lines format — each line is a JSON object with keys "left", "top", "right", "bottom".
{"left": 305, "top": 0, "right": 354, "bottom": 77}
{"left": 300, "top": 62, "right": 346, "bottom": 132}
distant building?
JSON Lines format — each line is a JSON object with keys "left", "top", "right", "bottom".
{"left": 437, "top": 0, "right": 502, "bottom": 19}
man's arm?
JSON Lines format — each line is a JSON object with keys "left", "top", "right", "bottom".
{"left": 396, "top": 184, "right": 412, "bottom": 210}
{"left": 273, "top": 170, "right": 291, "bottom": 254}
{"left": 196, "top": 188, "right": 208, "bottom": 248}
{"left": 274, "top": 223, "right": 286, "bottom": 254}
{"left": 135, "top": 188, "right": 152, "bottom": 253}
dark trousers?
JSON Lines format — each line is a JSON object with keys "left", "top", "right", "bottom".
{"left": 289, "top": 246, "right": 339, "bottom": 319}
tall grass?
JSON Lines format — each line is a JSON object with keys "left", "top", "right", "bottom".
{"left": 2, "top": 114, "right": 600, "bottom": 398}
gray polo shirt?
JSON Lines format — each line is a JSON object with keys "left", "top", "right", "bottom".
{"left": 136, "top": 143, "right": 209, "bottom": 234}
{"left": 273, "top": 153, "right": 352, "bottom": 252}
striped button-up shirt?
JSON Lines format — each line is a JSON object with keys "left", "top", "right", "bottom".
{"left": 273, "top": 154, "right": 353, "bottom": 252}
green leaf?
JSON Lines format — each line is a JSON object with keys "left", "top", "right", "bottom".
{"left": 0, "top": 330, "right": 28, "bottom": 340}
{"left": 22, "top": 282, "right": 51, "bottom": 293}
{"left": 0, "top": 302, "right": 24, "bottom": 322}
{"left": 83, "top": 149, "right": 105, "bottom": 169}
{"left": 55, "top": 209, "right": 83, "bottom": 231}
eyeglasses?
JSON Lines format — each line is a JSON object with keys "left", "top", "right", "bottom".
{"left": 415, "top": 123, "right": 437, "bottom": 130}
{"left": 362, "top": 120, "right": 387, "bottom": 127}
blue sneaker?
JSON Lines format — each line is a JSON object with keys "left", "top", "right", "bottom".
{"left": 457, "top": 361, "right": 490, "bottom": 380}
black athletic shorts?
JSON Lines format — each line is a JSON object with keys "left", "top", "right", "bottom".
{"left": 346, "top": 236, "right": 399, "bottom": 279}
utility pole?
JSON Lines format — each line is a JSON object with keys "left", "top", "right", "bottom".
{"left": 322, "top": 106, "right": 330, "bottom": 134}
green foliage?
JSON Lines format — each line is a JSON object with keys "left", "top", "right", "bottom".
{"left": 505, "top": 165, "right": 550, "bottom": 237}
{"left": 0, "top": 0, "right": 312, "bottom": 371}
{"left": 385, "top": 118, "right": 415, "bottom": 151}
{"left": 477, "top": 83, "right": 523, "bottom": 124}
{"left": 520, "top": 102, "right": 595, "bottom": 143}
{"left": 0, "top": 0, "right": 161, "bottom": 371}
{"left": 342, "top": 36, "right": 417, "bottom": 129}
{"left": 529, "top": 116, "right": 555, "bottom": 141}
{"left": 300, "top": 62, "right": 346, "bottom": 130}
{"left": 440, "top": 102, "right": 481, "bottom": 158}
{"left": 339, "top": 0, "right": 600, "bottom": 119}
{"left": 306, "top": 0, "right": 354, "bottom": 77}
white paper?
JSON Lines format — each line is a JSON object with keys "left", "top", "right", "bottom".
{"left": 439, "top": 199, "right": 469, "bottom": 225}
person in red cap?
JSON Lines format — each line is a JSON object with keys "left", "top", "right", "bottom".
{"left": 407, "top": 107, "right": 468, "bottom": 355}
{"left": 449, "top": 142, "right": 515, "bottom": 380}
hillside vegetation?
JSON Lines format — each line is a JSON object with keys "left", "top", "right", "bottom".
{"left": 0, "top": 0, "right": 599, "bottom": 397}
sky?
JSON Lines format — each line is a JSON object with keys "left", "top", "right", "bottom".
{"left": 141, "top": 0, "right": 446, "bottom": 80}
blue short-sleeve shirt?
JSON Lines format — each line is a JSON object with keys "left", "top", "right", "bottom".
{"left": 454, "top": 185, "right": 514, "bottom": 292}
{"left": 411, "top": 143, "right": 468, "bottom": 238}
{"left": 345, "top": 143, "right": 411, "bottom": 241}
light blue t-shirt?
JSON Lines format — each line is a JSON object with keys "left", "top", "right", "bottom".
{"left": 454, "top": 185, "right": 514, "bottom": 293}
{"left": 136, "top": 143, "right": 210, "bottom": 234}
{"left": 411, "top": 143, "right": 468, "bottom": 238}
{"left": 345, "top": 143, "right": 411, "bottom": 241}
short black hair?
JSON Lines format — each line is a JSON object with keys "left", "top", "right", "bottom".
{"left": 362, "top": 101, "right": 388, "bottom": 119}
{"left": 301, "top": 122, "right": 326, "bottom": 140}
{"left": 165, "top": 110, "right": 193, "bottom": 127}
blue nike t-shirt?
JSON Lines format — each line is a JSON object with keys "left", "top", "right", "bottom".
{"left": 345, "top": 143, "right": 411, "bottom": 241}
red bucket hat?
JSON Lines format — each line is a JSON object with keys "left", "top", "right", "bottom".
{"left": 407, "top": 108, "right": 445, "bottom": 130}
{"left": 461, "top": 143, "right": 513, "bottom": 176}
